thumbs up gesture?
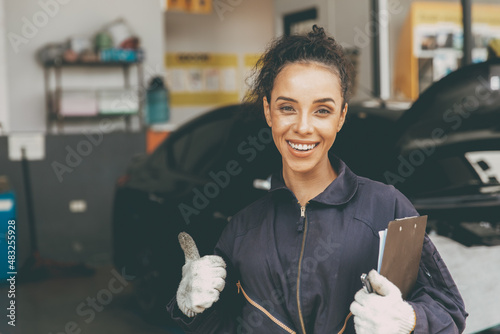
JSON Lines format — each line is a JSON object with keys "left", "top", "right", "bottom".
{"left": 176, "top": 232, "right": 227, "bottom": 317}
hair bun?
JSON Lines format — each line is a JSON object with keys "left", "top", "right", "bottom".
{"left": 244, "top": 23, "right": 353, "bottom": 111}
{"left": 308, "top": 25, "right": 326, "bottom": 38}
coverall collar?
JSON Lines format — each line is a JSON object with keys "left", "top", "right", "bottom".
{"left": 269, "top": 155, "right": 359, "bottom": 206}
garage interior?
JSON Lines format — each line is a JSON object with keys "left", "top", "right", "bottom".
{"left": 0, "top": 0, "right": 500, "bottom": 333}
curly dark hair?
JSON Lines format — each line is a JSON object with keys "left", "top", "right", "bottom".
{"left": 245, "top": 25, "right": 353, "bottom": 112}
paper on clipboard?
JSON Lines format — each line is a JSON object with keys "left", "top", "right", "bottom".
{"left": 377, "top": 229, "right": 387, "bottom": 272}
{"left": 378, "top": 215, "right": 428, "bottom": 299}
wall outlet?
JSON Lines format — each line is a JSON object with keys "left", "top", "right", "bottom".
{"left": 69, "top": 200, "right": 87, "bottom": 213}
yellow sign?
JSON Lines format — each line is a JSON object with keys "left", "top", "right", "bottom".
{"left": 412, "top": 2, "right": 461, "bottom": 26}
{"left": 166, "top": 53, "right": 240, "bottom": 107}
{"left": 167, "top": 0, "right": 187, "bottom": 11}
{"left": 171, "top": 92, "right": 239, "bottom": 106}
{"left": 244, "top": 54, "right": 261, "bottom": 68}
{"left": 166, "top": 53, "right": 238, "bottom": 68}
{"left": 412, "top": 2, "right": 500, "bottom": 27}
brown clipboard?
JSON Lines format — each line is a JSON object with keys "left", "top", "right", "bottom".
{"left": 379, "top": 215, "right": 428, "bottom": 299}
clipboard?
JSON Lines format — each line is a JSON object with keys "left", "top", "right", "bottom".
{"left": 379, "top": 215, "right": 428, "bottom": 299}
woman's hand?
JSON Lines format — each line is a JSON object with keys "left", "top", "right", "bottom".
{"left": 350, "top": 270, "right": 416, "bottom": 334}
{"left": 176, "top": 232, "right": 227, "bottom": 317}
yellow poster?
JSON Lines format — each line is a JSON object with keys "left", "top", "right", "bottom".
{"left": 167, "top": 0, "right": 188, "bottom": 11}
{"left": 242, "top": 53, "right": 262, "bottom": 98}
{"left": 244, "top": 54, "right": 261, "bottom": 69}
{"left": 165, "top": 53, "right": 240, "bottom": 107}
{"left": 412, "top": 2, "right": 500, "bottom": 26}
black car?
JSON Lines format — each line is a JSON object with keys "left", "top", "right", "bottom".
{"left": 112, "top": 58, "right": 500, "bottom": 324}
{"left": 112, "top": 103, "right": 282, "bottom": 323}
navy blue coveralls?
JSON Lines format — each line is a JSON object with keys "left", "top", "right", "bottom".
{"left": 168, "top": 156, "right": 467, "bottom": 334}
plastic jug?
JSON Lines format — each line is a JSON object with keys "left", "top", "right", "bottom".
{"left": 146, "top": 76, "right": 170, "bottom": 124}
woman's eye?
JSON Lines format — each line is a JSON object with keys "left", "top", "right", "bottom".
{"left": 316, "top": 108, "right": 331, "bottom": 115}
{"left": 279, "top": 106, "right": 295, "bottom": 112}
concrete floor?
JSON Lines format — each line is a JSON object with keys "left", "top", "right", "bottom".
{"left": 0, "top": 236, "right": 499, "bottom": 334}
{"left": 0, "top": 265, "right": 179, "bottom": 334}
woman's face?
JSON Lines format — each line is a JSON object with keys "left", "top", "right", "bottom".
{"left": 263, "top": 62, "right": 347, "bottom": 176}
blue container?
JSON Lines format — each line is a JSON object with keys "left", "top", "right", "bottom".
{"left": 99, "top": 48, "right": 144, "bottom": 62}
{"left": 0, "top": 191, "right": 16, "bottom": 281}
{"left": 146, "top": 76, "right": 170, "bottom": 124}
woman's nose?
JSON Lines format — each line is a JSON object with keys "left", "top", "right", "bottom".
{"left": 294, "top": 112, "right": 313, "bottom": 135}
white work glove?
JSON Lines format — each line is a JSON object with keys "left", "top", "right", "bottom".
{"left": 176, "top": 232, "right": 227, "bottom": 317}
{"left": 350, "top": 270, "right": 416, "bottom": 334}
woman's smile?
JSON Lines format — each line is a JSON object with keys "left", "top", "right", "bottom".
{"left": 286, "top": 140, "right": 319, "bottom": 151}
{"left": 286, "top": 140, "right": 319, "bottom": 158}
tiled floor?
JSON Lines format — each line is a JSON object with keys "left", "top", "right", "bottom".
{"left": 0, "top": 265, "right": 177, "bottom": 334}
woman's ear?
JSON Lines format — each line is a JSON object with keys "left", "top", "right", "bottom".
{"left": 263, "top": 96, "right": 272, "bottom": 127}
{"left": 337, "top": 103, "right": 348, "bottom": 132}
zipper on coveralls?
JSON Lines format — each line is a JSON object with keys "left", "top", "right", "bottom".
{"left": 295, "top": 203, "right": 353, "bottom": 334}
{"left": 237, "top": 281, "right": 296, "bottom": 333}
{"left": 297, "top": 203, "right": 308, "bottom": 334}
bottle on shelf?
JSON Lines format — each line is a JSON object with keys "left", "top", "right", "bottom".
{"left": 146, "top": 76, "right": 170, "bottom": 124}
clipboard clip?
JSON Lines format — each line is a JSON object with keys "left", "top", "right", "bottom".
{"left": 360, "top": 273, "right": 373, "bottom": 294}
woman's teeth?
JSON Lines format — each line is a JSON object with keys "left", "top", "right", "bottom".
{"left": 287, "top": 141, "right": 317, "bottom": 151}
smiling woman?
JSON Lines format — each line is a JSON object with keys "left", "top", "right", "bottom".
{"left": 263, "top": 62, "right": 347, "bottom": 205}
{"left": 168, "top": 25, "right": 468, "bottom": 334}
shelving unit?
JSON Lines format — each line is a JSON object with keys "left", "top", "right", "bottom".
{"left": 394, "top": 2, "right": 500, "bottom": 100}
{"left": 43, "top": 58, "right": 144, "bottom": 133}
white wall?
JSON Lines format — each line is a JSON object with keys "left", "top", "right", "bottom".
{"left": 0, "top": 0, "right": 9, "bottom": 133}
{"left": 165, "top": 0, "right": 274, "bottom": 126}
{"left": 273, "top": 0, "right": 334, "bottom": 37}
{"left": 330, "top": 0, "right": 374, "bottom": 102}
{"left": 4, "top": 0, "right": 165, "bottom": 133}
{"left": 273, "top": 0, "right": 373, "bottom": 102}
